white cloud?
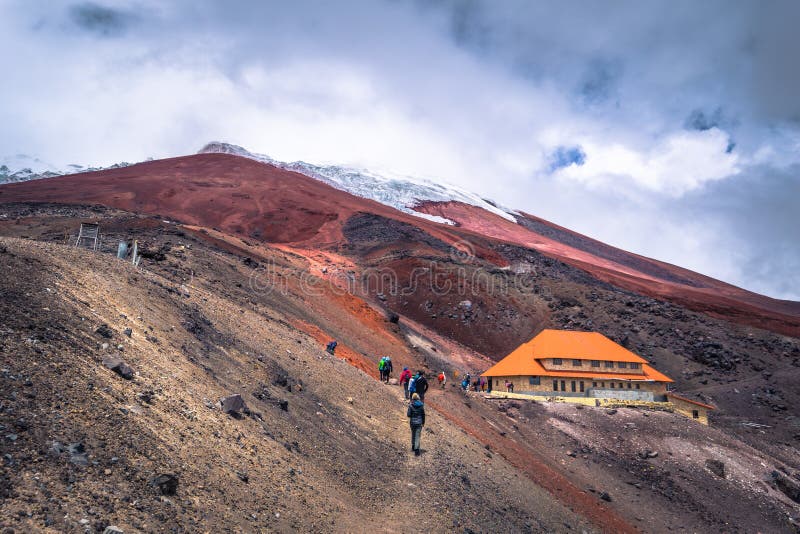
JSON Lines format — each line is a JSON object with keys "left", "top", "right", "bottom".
{"left": 555, "top": 128, "right": 740, "bottom": 196}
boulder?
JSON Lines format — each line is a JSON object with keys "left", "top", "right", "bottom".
{"left": 705, "top": 459, "right": 726, "bottom": 478}
{"left": 95, "top": 324, "right": 114, "bottom": 339}
{"left": 103, "top": 358, "right": 134, "bottom": 380}
{"left": 220, "top": 394, "right": 246, "bottom": 414}
{"left": 68, "top": 442, "right": 89, "bottom": 466}
{"left": 123, "top": 328, "right": 133, "bottom": 337}
{"left": 771, "top": 471, "right": 800, "bottom": 503}
{"left": 151, "top": 473, "right": 179, "bottom": 495}
{"left": 388, "top": 378, "right": 399, "bottom": 385}
{"left": 103, "top": 527, "right": 124, "bottom": 534}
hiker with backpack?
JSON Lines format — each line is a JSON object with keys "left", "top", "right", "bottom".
{"left": 437, "top": 371, "right": 446, "bottom": 389}
{"left": 384, "top": 357, "right": 393, "bottom": 383}
{"left": 399, "top": 367, "right": 412, "bottom": 399}
{"left": 408, "top": 372, "right": 418, "bottom": 397}
{"left": 415, "top": 370, "right": 429, "bottom": 402}
{"left": 407, "top": 392, "right": 426, "bottom": 456}
{"left": 378, "top": 357, "right": 387, "bottom": 382}
{"left": 325, "top": 340, "right": 337, "bottom": 355}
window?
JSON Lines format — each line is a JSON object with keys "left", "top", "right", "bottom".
{"left": 552, "top": 358, "right": 562, "bottom": 365}
{"left": 572, "top": 359, "right": 582, "bottom": 367}
{"left": 529, "top": 376, "right": 540, "bottom": 386}
{"left": 610, "top": 383, "right": 615, "bottom": 388}
{"left": 570, "top": 381, "right": 576, "bottom": 392}
{"left": 592, "top": 382, "right": 597, "bottom": 388}
{"left": 601, "top": 382, "right": 606, "bottom": 388}
{"left": 618, "top": 362, "right": 628, "bottom": 369}
{"left": 591, "top": 360, "right": 600, "bottom": 367}
{"left": 579, "top": 381, "right": 585, "bottom": 392}
{"left": 627, "top": 382, "right": 632, "bottom": 389}
{"left": 635, "top": 383, "right": 640, "bottom": 390}
{"left": 604, "top": 361, "right": 614, "bottom": 368}
{"left": 560, "top": 380, "right": 566, "bottom": 391}
{"left": 630, "top": 362, "right": 640, "bottom": 370}
{"left": 553, "top": 380, "right": 558, "bottom": 391}
{"left": 692, "top": 410, "right": 699, "bottom": 419}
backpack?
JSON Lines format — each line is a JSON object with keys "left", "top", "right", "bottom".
{"left": 408, "top": 376, "right": 417, "bottom": 393}
{"left": 416, "top": 376, "right": 428, "bottom": 393}
{"left": 378, "top": 358, "right": 386, "bottom": 371}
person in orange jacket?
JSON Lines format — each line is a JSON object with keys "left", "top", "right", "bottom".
{"left": 437, "top": 371, "right": 446, "bottom": 389}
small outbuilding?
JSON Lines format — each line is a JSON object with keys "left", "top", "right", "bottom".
{"left": 666, "top": 392, "right": 715, "bottom": 425}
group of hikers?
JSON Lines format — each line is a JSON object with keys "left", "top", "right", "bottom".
{"left": 460, "top": 373, "right": 488, "bottom": 392}
{"left": 326, "top": 340, "right": 479, "bottom": 457}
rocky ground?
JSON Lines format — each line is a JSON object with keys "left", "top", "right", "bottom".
{"left": 0, "top": 225, "right": 594, "bottom": 532}
{"left": 1, "top": 203, "right": 799, "bottom": 532}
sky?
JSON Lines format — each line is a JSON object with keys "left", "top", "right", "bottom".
{"left": 1, "top": 0, "right": 798, "bottom": 300}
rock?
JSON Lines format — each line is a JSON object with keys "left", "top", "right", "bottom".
{"left": 771, "top": 471, "right": 800, "bottom": 503}
{"left": 102, "top": 358, "right": 134, "bottom": 380}
{"left": 103, "top": 527, "right": 124, "bottom": 534}
{"left": 566, "top": 450, "right": 577, "bottom": 458}
{"left": 279, "top": 399, "right": 289, "bottom": 411}
{"left": 151, "top": 474, "right": 179, "bottom": 495}
{"left": 388, "top": 378, "right": 399, "bottom": 385}
{"left": 459, "top": 300, "right": 473, "bottom": 311}
{"left": 640, "top": 450, "right": 658, "bottom": 459}
{"left": 388, "top": 312, "right": 400, "bottom": 324}
{"left": 236, "top": 471, "right": 249, "bottom": 483}
{"left": 95, "top": 324, "right": 114, "bottom": 338}
{"left": 705, "top": 459, "right": 726, "bottom": 478}
{"left": 346, "top": 397, "right": 354, "bottom": 404}
{"left": 123, "top": 328, "right": 133, "bottom": 337}
{"left": 68, "top": 442, "right": 89, "bottom": 466}
{"left": 605, "top": 409, "right": 618, "bottom": 415}
{"left": 220, "top": 394, "right": 246, "bottom": 415}
{"left": 599, "top": 492, "right": 612, "bottom": 502}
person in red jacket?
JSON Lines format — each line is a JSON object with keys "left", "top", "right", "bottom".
{"left": 399, "top": 367, "right": 412, "bottom": 399}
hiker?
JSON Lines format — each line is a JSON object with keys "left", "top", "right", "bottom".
{"left": 505, "top": 380, "right": 511, "bottom": 392}
{"left": 399, "top": 367, "right": 412, "bottom": 399}
{"left": 461, "top": 377, "right": 469, "bottom": 391}
{"left": 472, "top": 378, "right": 480, "bottom": 392}
{"left": 437, "top": 371, "right": 446, "bottom": 389}
{"left": 378, "top": 357, "right": 387, "bottom": 382}
{"left": 407, "top": 393, "right": 425, "bottom": 456}
{"left": 384, "top": 356, "right": 393, "bottom": 383}
{"left": 480, "top": 377, "right": 487, "bottom": 392}
{"left": 415, "top": 371, "right": 429, "bottom": 402}
{"left": 408, "top": 372, "right": 418, "bottom": 398}
{"left": 325, "top": 340, "right": 337, "bottom": 355}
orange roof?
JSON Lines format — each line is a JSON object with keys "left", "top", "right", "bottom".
{"left": 667, "top": 392, "right": 715, "bottom": 410}
{"left": 526, "top": 329, "right": 648, "bottom": 363}
{"left": 481, "top": 329, "right": 673, "bottom": 382}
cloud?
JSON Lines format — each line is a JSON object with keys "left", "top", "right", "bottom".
{"left": 68, "top": 2, "right": 138, "bottom": 37}
{"left": 0, "top": 0, "right": 798, "bottom": 299}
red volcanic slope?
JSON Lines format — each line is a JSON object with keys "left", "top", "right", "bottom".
{"left": 0, "top": 153, "right": 462, "bottom": 248}
{"left": 1, "top": 152, "right": 798, "bottom": 336}
{"left": 415, "top": 200, "right": 800, "bottom": 336}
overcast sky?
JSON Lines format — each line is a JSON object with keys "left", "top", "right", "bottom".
{"left": 1, "top": 0, "right": 798, "bottom": 300}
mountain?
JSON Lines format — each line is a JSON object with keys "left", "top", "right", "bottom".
{"left": 1, "top": 149, "right": 799, "bottom": 532}
{"left": 0, "top": 153, "right": 135, "bottom": 185}
{"left": 197, "top": 141, "right": 517, "bottom": 225}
